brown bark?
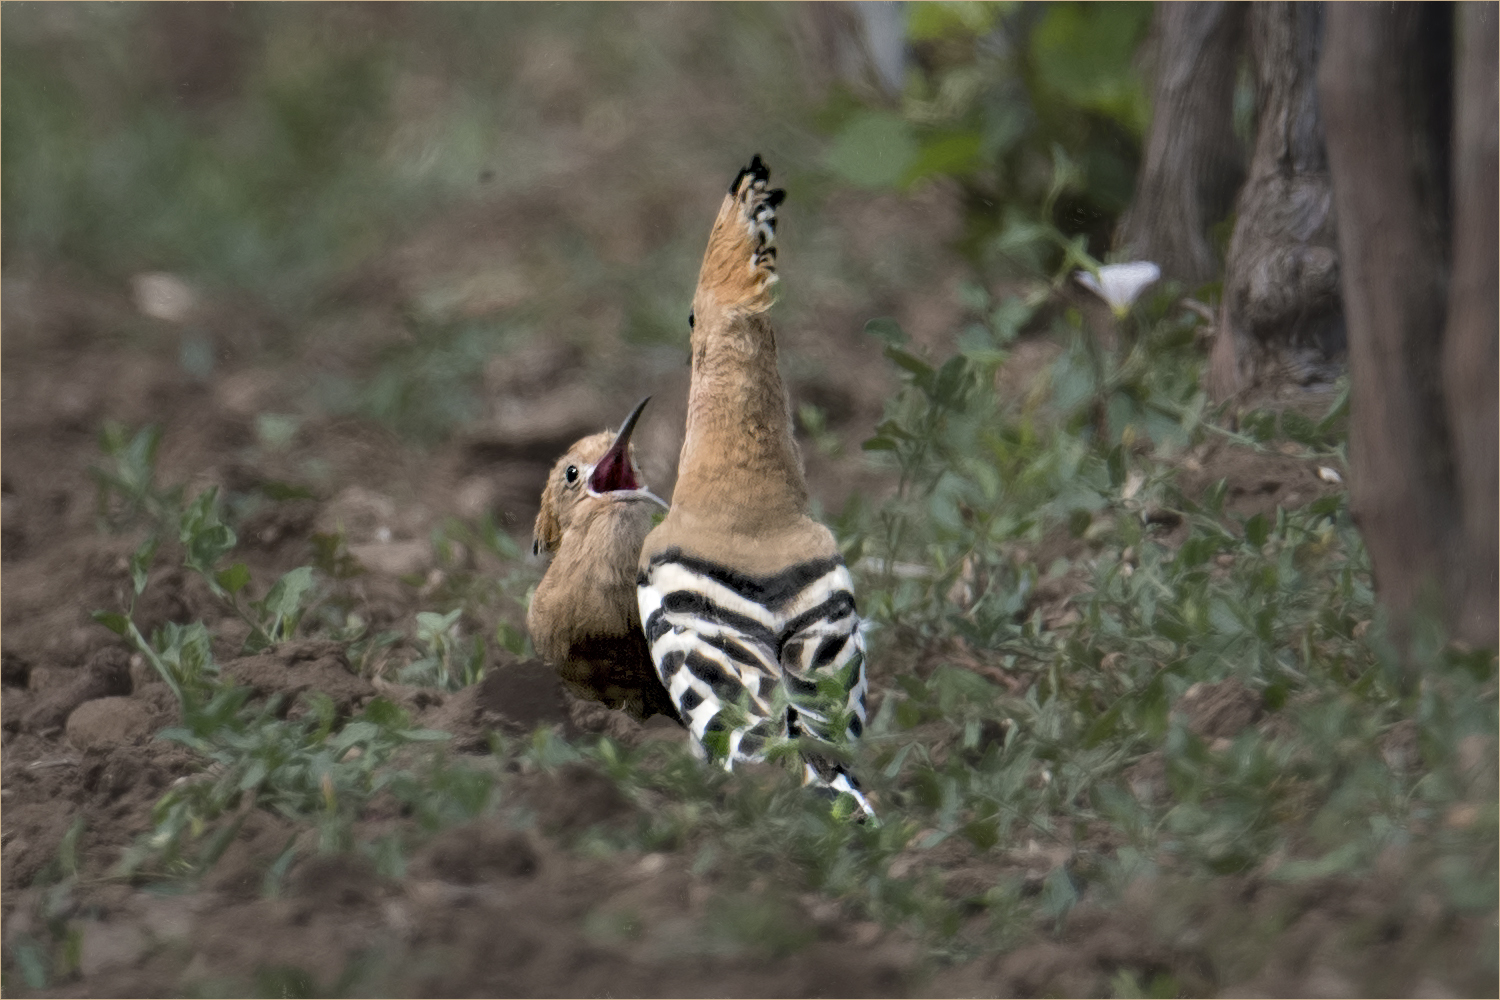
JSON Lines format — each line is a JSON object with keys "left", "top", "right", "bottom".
{"left": 1117, "top": 2, "right": 1247, "bottom": 288}
{"left": 1320, "top": 3, "right": 1466, "bottom": 646}
{"left": 1209, "top": 2, "right": 1341, "bottom": 401}
{"left": 1440, "top": 2, "right": 1499, "bottom": 647}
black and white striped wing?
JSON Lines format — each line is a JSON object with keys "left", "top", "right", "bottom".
{"left": 774, "top": 563, "right": 873, "bottom": 816}
{"left": 776, "top": 562, "right": 869, "bottom": 746}
{"left": 637, "top": 548, "right": 873, "bottom": 816}
{"left": 638, "top": 554, "right": 783, "bottom": 762}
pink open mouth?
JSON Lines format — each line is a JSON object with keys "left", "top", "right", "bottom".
{"left": 588, "top": 397, "right": 650, "bottom": 494}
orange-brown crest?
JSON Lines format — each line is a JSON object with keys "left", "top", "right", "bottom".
{"left": 693, "top": 154, "right": 784, "bottom": 321}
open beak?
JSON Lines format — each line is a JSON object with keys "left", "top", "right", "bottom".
{"left": 588, "top": 396, "right": 652, "bottom": 496}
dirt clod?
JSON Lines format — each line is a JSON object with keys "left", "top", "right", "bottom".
{"left": 223, "top": 642, "right": 374, "bottom": 717}
{"left": 521, "top": 763, "right": 637, "bottom": 837}
{"left": 474, "top": 658, "right": 573, "bottom": 732}
{"left": 20, "top": 646, "right": 132, "bottom": 733}
{"left": 286, "top": 852, "right": 388, "bottom": 908}
{"left": 65, "top": 696, "right": 159, "bottom": 750}
{"left": 411, "top": 822, "right": 540, "bottom": 884}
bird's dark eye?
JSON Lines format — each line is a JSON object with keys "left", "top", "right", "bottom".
{"left": 688, "top": 310, "right": 695, "bottom": 330}
{"left": 565, "top": 465, "right": 579, "bottom": 484}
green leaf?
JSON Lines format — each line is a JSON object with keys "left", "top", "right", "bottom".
{"left": 1106, "top": 445, "right": 1126, "bottom": 489}
{"left": 1030, "top": 2, "right": 1152, "bottom": 135}
{"left": 257, "top": 566, "right": 316, "bottom": 640}
{"left": 989, "top": 297, "right": 1035, "bottom": 344}
{"left": 906, "top": 1, "right": 1002, "bottom": 42}
{"left": 238, "top": 759, "right": 269, "bottom": 792}
{"left": 864, "top": 317, "right": 908, "bottom": 346}
{"left": 961, "top": 817, "right": 1000, "bottom": 852}
{"left": 130, "top": 536, "right": 160, "bottom": 595}
{"left": 883, "top": 743, "right": 915, "bottom": 779}
{"left": 11, "top": 933, "right": 48, "bottom": 990}
{"left": 258, "top": 481, "right": 318, "bottom": 501}
{"left": 918, "top": 827, "right": 950, "bottom": 849}
{"left": 1241, "top": 410, "right": 1278, "bottom": 442}
{"left": 216, "top": 562, "right": 251, "bottom": 596}
{"left": 261, "top": 841, "right": 299, "bottom": 898}
{"left": 330, "top": 721, "right": 379, "bottom": 752}
{"left": 361, "top": 697, "right": 410, "bottom": 731}
{"left": 932, "top": 355, "right": 972, "bottom": 405}
{"left": 873, "top": 418, "right": 916, "bottom": 441}
{"left": 1153, "top": 617, "right": 1191, "bottom": 645}
{"left": 958, "top": 324, "right": 1009, "bottom": 367}
{"left": 263, "top": 566, "right": 314, "bottom": 617}
{"left": 1308, "top": 494, "right": 1342, "bottom": 517}
{"left": 905, "top": 130, "right": 985, "bottom": 185}
{"left": 396, "top": 728, "right": 452, "bottom": 742}
{"left": 92, "top": 610, "right": 132, "bottom": 636}
{"left": 1315, "top": 381, "right": 1351, "bottom": 435}
{"left": 179, "top": 488, "right": 237, "bottom": 576}
{"left": 416, "top": 608, "right": 462, "bottom": 646}
{"left": 1208, "top": 597, "right": 1243, "bottom": 636}
{"left": 1280, "top": 410, "right": 1322, "bottom": 447}
{"left": 1269, "top": 842, "right": 1362, "bottom": 882}
{"left": 884, "top": 344, "right": 935, "bottom": 379}
{"left": 495, "top": 621, "right": 528, "bottom": 659}
{"left": 1039, "top": 867, "right": 1076, "bottom": 918}
{"left": 1244, "top": 513, "right": 1269, "bottom": 548}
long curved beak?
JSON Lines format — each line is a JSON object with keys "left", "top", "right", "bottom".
{"left": 613, "top": 396, "right": 651, "bottom": 449}
{"left": 588, "top": 396, "right": 655, "bottom": 497}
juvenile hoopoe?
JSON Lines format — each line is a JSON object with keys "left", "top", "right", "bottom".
{"left": 528, "top": 398, "right": 679, "bottom": 722}
{"left": 637, "top": 155, "right": 875, "bottom": 818}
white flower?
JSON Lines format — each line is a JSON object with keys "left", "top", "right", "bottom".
{"left": 1075, "top": 261, "right": 1161, "bottom": 317}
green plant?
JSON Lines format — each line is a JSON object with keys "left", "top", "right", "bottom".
{"left": 822, "top": 2, "right": 1153, "bottom": 268}
{"left": 88, "top": 426, "right": 514, "bottom": 880}
{"left": 398, "top": 609, "right": 488, "bottom": 690}
{"left": 122, "top": 692, "right": 453, "bottom": 878}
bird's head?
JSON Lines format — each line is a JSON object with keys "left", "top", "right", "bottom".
{"left": 532, "top": 396, "right": 667, "bottom": 560}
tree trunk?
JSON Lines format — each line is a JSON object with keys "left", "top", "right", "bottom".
{"left": 1117, "top": 2, "right": 1247, "bottom": 289}
{"left": 1440, "top": 2, "right": 1498, "bottom": 647}
{"left": 1209, "top": 2, "right": 1342, "bottom": 401}
{"left": 1320, "top": 2, "right": 1490, "bottom": 649}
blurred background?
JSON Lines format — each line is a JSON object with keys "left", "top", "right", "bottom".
{"left": 2, "top": 1, "right": 1155, "bottom": 513}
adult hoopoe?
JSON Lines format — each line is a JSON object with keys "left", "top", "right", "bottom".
{"left": 637, "top": 155, "right": 875, "bottom": 819}
{"left": 528, "top": 398, "right": 679, "bottom": 722}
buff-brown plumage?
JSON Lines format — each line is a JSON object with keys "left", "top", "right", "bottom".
{"left": 640, "top": 162, "right": 837, "bottom": 575}
{"left": 528, "top": 411, "right": 676, "bottom": 721}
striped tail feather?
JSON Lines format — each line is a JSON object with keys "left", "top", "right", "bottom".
{"left": 637, "top": 548, "right": 875, "bottom": 820}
